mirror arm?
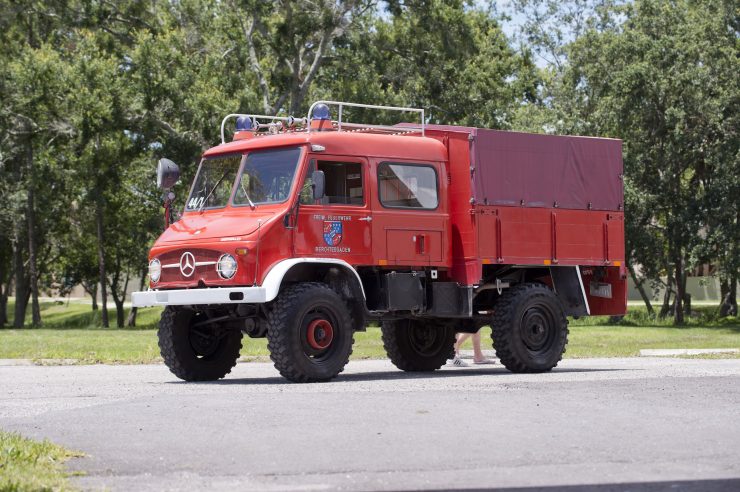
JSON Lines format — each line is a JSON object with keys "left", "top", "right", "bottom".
{"left": 163, "top": 191, "right": 173, "bottom": 230}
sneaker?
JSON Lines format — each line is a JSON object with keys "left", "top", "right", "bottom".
{"left": 449, "top": 356, "right": 468, "bottom": 367}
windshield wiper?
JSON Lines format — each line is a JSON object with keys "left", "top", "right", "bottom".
{"left": 240, "top": 183, "right": 256, "bottom": 210}
{"left": 197, "top": 172, "right": 229, "bottom": 212}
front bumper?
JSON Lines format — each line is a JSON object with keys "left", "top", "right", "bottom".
{"left": 131, "top": 286, "right": 267, "bottom": 308}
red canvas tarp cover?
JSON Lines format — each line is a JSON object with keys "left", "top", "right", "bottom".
{"left": 425, "top": 125, "right": 624, "bottom": 211}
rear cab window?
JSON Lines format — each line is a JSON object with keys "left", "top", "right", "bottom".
{"left": 378, "top": 162, "right": 438, "bottom": 209}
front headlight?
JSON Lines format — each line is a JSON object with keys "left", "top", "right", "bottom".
{"left": 149, "top": 259, "right": 161, "bottom": 283}
{"left": 217, "top": 254, "right": 238, "bottom": 279}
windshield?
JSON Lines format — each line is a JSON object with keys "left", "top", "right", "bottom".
{"left": 233, "top": 147, "right": 302, "bottom": 206}
{"left": 186, "top": 154, "right": 242, "bottom": 211}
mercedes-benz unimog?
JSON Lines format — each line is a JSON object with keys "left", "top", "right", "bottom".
{"left": 133, "top": 101, "right": 626, "bottom": 383}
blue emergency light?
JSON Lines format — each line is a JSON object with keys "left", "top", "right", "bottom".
{"left": 236, "top": 116, "right": 253, "bottom": 131}
{"left": 312, "top": 103, "right": 331, "bottom": 121}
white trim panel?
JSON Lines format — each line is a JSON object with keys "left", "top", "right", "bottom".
{"left": 131, "top": 258, "right": 365, "bottom": 308}
{"left": 131, "top": 287, "right": 267, "bottom": 308}
{"left": 261, "top": 257, "right": 366, "bottom": 302}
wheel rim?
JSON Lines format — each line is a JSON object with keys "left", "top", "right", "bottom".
{"left": 299, "top": 307, "right": 340, "bottom": 361}
{"left": 306, "top": 319, "right": 334, "bottom": 350}
{"left": 407, "top": 322, "right": 447, "bottom": 356}
{"left": 188, "top": 313, "right": 222, "bottom": 358}
{"left": 521, "top": 305, "right": 556, "bottom": 353}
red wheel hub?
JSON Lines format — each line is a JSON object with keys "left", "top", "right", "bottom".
{"left": 307, "top": 319, "right": 334, "bottom": 350}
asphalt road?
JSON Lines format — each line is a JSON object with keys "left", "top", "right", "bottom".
{"left": 1, "top": 358, "right": 739, "bottom": 491}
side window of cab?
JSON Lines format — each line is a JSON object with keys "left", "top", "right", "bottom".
{"left": 300, "top": 160, "right": 365, "bottom": 205}
{"left": 377, "top": 162, "right": 438, "bottom": 209}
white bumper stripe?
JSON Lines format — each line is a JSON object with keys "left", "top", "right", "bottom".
{"left": 132, "top": 257, "right": 365, "bottom": 308}
{"left": 131, "top": 286, "right": 267, "bottom": 307}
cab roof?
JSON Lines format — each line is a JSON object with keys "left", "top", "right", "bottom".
{"left": 202, "top": 131, "right": 448, "bottom": 163}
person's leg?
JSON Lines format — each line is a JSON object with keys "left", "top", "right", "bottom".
{"left": 455, "top": 332, "right": 472, "bottom": 357}
{"left": 471, "top": 331, "right": 484, "bottom": 362}
{"left": 449, "top": 332, "right": 472, "bottom": 366}
{"left": 472, "top": 329, "right": 495, "bottom": 364}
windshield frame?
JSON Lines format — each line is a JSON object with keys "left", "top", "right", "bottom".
{"left": 230, "top": 145, "right": 305, "bottom": 209}
{"left": 184, "top": 152, "right": 245, "bottom": 213}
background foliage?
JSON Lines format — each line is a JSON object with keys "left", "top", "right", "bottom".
{"left": 0, "top": 0, "right": 737, "bottom": 327}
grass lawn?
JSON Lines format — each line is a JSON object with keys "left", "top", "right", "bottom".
{"left": 0, "top": 430, "right": 82, "bottom": 491}
{"left": 0, "top": 300, "right": 737, "bottom": 363}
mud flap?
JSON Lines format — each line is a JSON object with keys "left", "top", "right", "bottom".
{"left": 550, "top": 266, "right": 590, "bottom": 317}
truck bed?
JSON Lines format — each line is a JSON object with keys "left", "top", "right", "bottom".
{"left": 423, "top": 125, "right": 627, "bottom": 315}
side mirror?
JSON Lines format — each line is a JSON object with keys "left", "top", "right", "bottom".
{"left": 157, "top": 158, "right": 180, "bottom": 189}
{"left": 311, "top": 170, "right": 325, "bottom": 200}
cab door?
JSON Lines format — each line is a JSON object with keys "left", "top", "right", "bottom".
{"left": 371, "top": 160, "right": 448, "bottom": 267}
{"left": 293, "top": 156, "right": 372, "bottom": 265}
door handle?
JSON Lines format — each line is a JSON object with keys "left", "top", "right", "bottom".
{"left": 414, "top": 234, "right": 426, "bottom": 254}
{"left": 358, "top": 216, "right": 372, "bottom": 222}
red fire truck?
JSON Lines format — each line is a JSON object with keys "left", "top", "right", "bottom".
{"left": 132, "top": 101, "right": 626, "bottom": 383}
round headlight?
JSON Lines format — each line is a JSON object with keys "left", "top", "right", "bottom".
{"left": 217, "top": 254, "right": 238, "bottom": 279}
{"left": 149, "top": 259, "right": 161, "bottom": 283}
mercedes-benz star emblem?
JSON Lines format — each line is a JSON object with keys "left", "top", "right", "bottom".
{"left": 179, "top": 252, "right": 196, "bottom": 277}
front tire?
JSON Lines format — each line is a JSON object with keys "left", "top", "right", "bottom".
{"left": 491, "top": 283, "right": 568, "bottom": 373}
{"left": 266, "top": 283, "right": 354, "bottom": 383}
{"left": 158, "top": 306, "right": 243, "bottom": 381}
{"left": 381, "top": 319, "right": 455, "bottom": 371}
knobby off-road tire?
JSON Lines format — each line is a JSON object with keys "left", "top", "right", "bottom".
{"left": 491, "top": 283, "right": 569, "bottom": 373}
{"left": 381, "top": 319, "right": 455, "bottom": 371}
{"left": 158, "top": 306, "right": 243, "bottom": 381}
{"left": 266, "top": 283, "right": 354, "bottom": 383}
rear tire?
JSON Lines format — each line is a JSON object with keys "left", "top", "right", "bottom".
{"left": 266, "top": 283, "right": 354, "bottom": 383}
{"left": 491, "top": 283, "right": 568, "bottom": 373}
{"left": 381, "top": 319, "right": 455, "bottom": 371}
{"left": 158, "top": 306, "right": 243, "bottom": 381}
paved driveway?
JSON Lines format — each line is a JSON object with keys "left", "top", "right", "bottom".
{"left": 1, "top": 358, "right": 739, "bottom": 491}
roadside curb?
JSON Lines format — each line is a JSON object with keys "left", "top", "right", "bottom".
{"left": 639, "top": 348, "right": 739, "bottom": 356}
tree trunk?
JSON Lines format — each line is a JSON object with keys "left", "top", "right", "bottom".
{"left": 112, "top": 296, "right": 124, "bottom": 328}
{"left": 126, "top": 307, "right": 137, "bottom": 327}
{"left": 0, "top": 268, "right": 7, "bottom": 328}
{"left": 12, "top": 229, "right": 28, "bottom": 328}
{"left": 108, "top": 261, "right": 128, "bottom": 328}
{"left": 719, "top": 279, "right": 729, "bottom": 315}
{"left": 0, "top": 257, "right": 10, "bottom": 327}
{"left": 126, "top": 271, "right": 147, "bottom": 327}
{"left": 628, "top": 263, "right": 654, "bottom": 315}
{"left": 659, "top": 271, "right": 673, "bottom": 319}
{"left": 673, "top": 257, "right": 685, "bottom": 325}
{"left": 116, "top": 272, "right": 129, "bottom": 328}
{"left": 683, "top": 292, "right": 691, "bottom": 316}
{"left": 95, "top": 199, "right": 109, "bottom": 328}
{"left": 83, "top": 281, "right": 99, "bottom": 311}
{"left": 0, "top": 285, "right": 5, "bottom": 328}
{"left": 26, "top": 137, "right": 42, "bottom": 327}
{"left": 720, "top": 276, "right": 738, "bottom": 317}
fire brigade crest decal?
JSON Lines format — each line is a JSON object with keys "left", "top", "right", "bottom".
{"left": 323, "top": 221, "right": 343, "bottom": 246}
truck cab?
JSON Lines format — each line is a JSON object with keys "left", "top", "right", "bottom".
{"left": 133, "top": 101, "right": 626, "bottom": 383}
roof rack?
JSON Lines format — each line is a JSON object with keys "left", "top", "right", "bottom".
{"left": 220, "top": 101, "right": 426, "bottom": 144}
{"left": 307, "top": 100, "right": 425, "bottom": 136}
